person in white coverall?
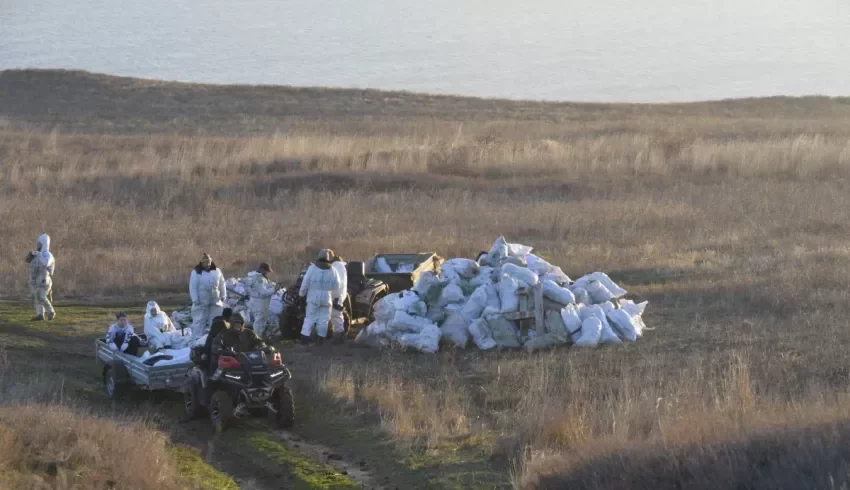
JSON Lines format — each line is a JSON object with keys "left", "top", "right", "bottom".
{"left": 144, "top": 300, "right": 190, "bottom": 351}
{"left": 244, "top": 262, "right": 277, "bottom": 340}
{"left": 25, "top": 233, "right": 56, "bottom": 321}
{"left": 298, "top": 249, "right": 341, "bottom": 346}
{"left": 189, "top": 253, "right": 226, "bottom": 344}
{"left": 328, "top": 250, "right": 348, "bottom": 344}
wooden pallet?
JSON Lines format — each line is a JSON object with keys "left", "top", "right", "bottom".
{"left": 502, "top": 282, "right": 545, "bottom": 335}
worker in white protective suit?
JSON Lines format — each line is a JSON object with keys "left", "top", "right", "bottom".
{"left": 298, "top": 249, "right": 341, "bottom": 346}
{"left": 244, "top": 262, "right": 277, "bottom": 340}
{"left": 189, "top": 253, "right": 226, "bottom": 344}
{"left": 328, "top": 250, "right": 348, "bottom": 344}
{"left": 25, "top": 233, "right": 56, "bottom": 321}
{"left": 144, "top": 301, "right": 190, "bottom": 352}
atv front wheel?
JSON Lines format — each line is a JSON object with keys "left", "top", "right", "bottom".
{"left": 209, "top": 390, "right": 233, "bottom": 433}
{"left": 270, "top": 386, "right": 295, "bottom": 429}
{"left": 183, "top": 382, "right": 202, "bottom": 420}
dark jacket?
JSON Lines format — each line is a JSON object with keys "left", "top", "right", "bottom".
{"left": 204, "top": 317, "right": 230, "bottom": 355}
{"left": 194, "top": 262, "right": 218, "bottom": 274}
{"left": 212, "top": 328, "right": 266, "bottom": 355}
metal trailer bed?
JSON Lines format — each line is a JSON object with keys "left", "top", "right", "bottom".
{"left": 95, "top": 338, "right": 193, "bottom": 399}
{"left": 364, "top": 253, "right": 443, "bottom": 293}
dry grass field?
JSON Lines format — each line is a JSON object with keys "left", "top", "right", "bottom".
{"left": 3, "top": 69, "right": 850, "bottom": 488}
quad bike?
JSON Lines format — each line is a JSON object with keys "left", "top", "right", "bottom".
{"left": 184, "top": 345, "right": 294, "bottom": 432}
{"left": 279, "top": 261, "right": 389, "bottom": 340}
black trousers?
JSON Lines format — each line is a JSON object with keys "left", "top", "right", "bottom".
{"left": 113, "top": 334, "right": 141, "bottom": 356}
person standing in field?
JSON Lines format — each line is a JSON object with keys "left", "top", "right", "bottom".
{"left": 189, "top": 253, "right": 226, "bottom": 344}
{"left": 244, "top": 262, "right": 277, "bottom": 340}
{"left": 328, "top": 250, "right": 348, "bottom": 344}
{"left": 298, "top": 249, "right": 341, "bottom": 346}
{"left": 25, "top": 233, "right": 56, "bottom": 321}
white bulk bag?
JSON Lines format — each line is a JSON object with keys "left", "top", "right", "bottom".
{"left": 542, "top": 280, "right": 576, "bottom": 305}
{"left": 460, "top": 286, "right": 489, "bottom": 321}
{"left": 485, "top": 314, "right": 521, "bottom": 348}
{"left": 468, "top": 318, "right": 497, "bottom": 350}
{"left": 389, "top": 310, "right": 434, "bottom": 334}
{"left": 400, "top": 324, "right": 441, "bottom": 353}
{"left": 440, "top": 312, "right": 470, "bottom": 348}
{"left": 501, "top": 263, "right": 539, "bottom": 287}
{"left": 573, "top": 272, "right": 627, "bottom": 297}
{"left": 574, "top": 317, "right": 602, "bottom": 347}
{"left": 499, "top": 275, "right": 520, "bottom": 313}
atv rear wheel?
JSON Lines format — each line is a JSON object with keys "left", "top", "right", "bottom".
{"left": 209, "top": 390, "right": 233, "bottom": 433}
{"left": 270, "top": 386, "right": 295, "bottom": 429}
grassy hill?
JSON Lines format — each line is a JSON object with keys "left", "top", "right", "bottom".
{"left": 3, "top": 69, "right": 850, "bottom": 489}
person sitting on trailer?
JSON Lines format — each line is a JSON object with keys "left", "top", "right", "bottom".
{"left": 105, "top": 311, "right": 141, "bottom": 356}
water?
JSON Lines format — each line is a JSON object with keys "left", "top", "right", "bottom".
{"left": 1, "top": 0, "right": 848, "bottom": 102}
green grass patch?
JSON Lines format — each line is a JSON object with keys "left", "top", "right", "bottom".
{"left": 243, "top": 432, "right": 358, "bottom": 489}
{"left": 171, "top": 446, "right": 239, "bottom": 490}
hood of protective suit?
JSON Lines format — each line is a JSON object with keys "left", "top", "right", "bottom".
{"left": 36, "top": 233, "right": 53, "bottom": 266}
{"left": 145, "top": 300, "right": 162, "bottom": 319}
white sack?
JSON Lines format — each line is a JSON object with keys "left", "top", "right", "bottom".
{"left": 413, "top": 272, "right": 445, "bottom": 302}
{"left": 561, "top": 304, "right": 584, "bottom": 342}
{"left": 582, "top": 305, "right": 621, "bottom": 344}
{"left": 499, "top": 275, "right": 520, "bottom": 313}
{"left": 396, "top": 263, "right": 414, "bottom": 273}
{"left": 375, "top": 257, "right": 394, "bottom": 273}
{"left": 440, "top": 312, "right": 470, "bottom": 348}
{"left": 544, "top": 309, "right": 570, "bottom": 342}
{"left": 574, "top": 317, "right": 602, "bottom": 348}
{"left": 569, "top": 286, "right": 591, "bottom": 306}
{"left": 355, "top": 322, "right": 393, "bottom": 348}
{"left": 506, "top": 241, "right": 533, "bottom": 257}
{"left": 607, "top": 308, "right": 640, "bottom": 342}
{"left": 460, "top": 286, "right": 489, "bottom": 322}
{"left": 440, "top": 283, "right": 466, "bottom": 305}
{"left": 525, "top": 254, "right": 554, "bottom": 276}
{"left": 373, "top": 293, "right": 400, "bottom": 323}
{"left": 469, "top": 266, "right": 497, "bottom": 287}
{"left": 501, "top": 263, "right": 539, "bottom": 287}
{"left": 442, "top": 258, "right": 480, "bottom": 281}
{"left": 543, "top": 280, "right": 576, "bottom": 305}
{"left": 426, "top": 305, "right": 447, "bottom": 325}
{"left": 390, "top": 310, "right": 434, "bottom": 334}
{"left": 573, "top": 272, "right": 627, "bottom": 297}
{"left": 586, "top": 280, "right": 617, "bottom": 304}
{"left": 489, "top": 236, "right": 510, "bottom": 260}
{"left": 396, "top": 291, "right": 427, "bottom": 316}
{"left": 541, "top": 266, "right": 571, "bottom": 285}
{"left": 484, "top": 282, "right": 501, "bottom": 311}
{"left": 485, "top": 314, "right": 522, "bottom": 348}
{"left": 400, "top": 324, "right": 441, "bottom": 353}
{"left": 468, "top": 318, "right": 497, "bottom": 350}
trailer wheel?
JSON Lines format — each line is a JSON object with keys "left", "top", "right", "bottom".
{"left": 209, "top": 390, "right": 233, "bottom": 433}
{"left": 103, "top": 365, "right": 125, "bottom": 400}
{"left": 270, "top": 386, "right": 295, "bottom": 429}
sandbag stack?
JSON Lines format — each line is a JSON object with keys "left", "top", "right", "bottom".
{"left": 355, "top": 236, "right": 650, "bottom": 353}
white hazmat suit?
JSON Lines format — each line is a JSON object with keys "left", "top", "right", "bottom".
{"left": 144, "top": 300, "right": 191, "bottom": 351}
{"left": 244, "top": 270, "right": 277, "bottom": 338}
{"left": 189, "top": 262, "right": 226, "bottom": 343}
{"left": 330, "top": 260, "right": 348, "bottom": 334}
{"left": 299, "top": 262, "right": 341, "bottom": 338}
{"left": 27, "top": 233, "right": 56, "bottom": 320}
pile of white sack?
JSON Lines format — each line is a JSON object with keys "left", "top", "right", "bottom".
{"left": 169, "top": 277, "right": 287, "bottom": 337}
{"left": 355, "top": 236, "right": 649, "bottom": 353}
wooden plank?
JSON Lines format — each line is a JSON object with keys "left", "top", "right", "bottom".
{"left": 503, "top": 311, "right": 534, "bottom": 321}
{"left": 533, "top": 283, "right": 545, "bottom": 334}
